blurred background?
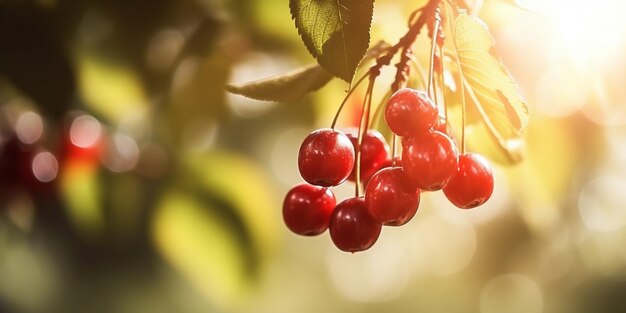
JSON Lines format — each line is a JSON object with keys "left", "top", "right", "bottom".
{"left": 1, "top": 0, "right": 625, "bottom": 312}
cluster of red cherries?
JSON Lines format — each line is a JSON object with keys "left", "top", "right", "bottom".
{"left": 283, "top": 88, "right": 494, "bottom": 252}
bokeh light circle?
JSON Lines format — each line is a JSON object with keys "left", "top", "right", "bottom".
{"left": 15, "top": 111, "right": 43, "bottom": 144}
{"left": 32, "top": 151, "right": 58, "bottom": 183}
{"left": 70, "top": 115, "right": 102, "bottom": 148}
{"left": 480, "top": 274, "right": 543, "bottom": 313}
{"left": 578, "top": 175, "right": 626, "bottom": 232}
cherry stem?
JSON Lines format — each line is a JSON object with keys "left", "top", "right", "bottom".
{"left": 408, "top": 54, "right": 428, "bottom": 90}
{"left": 330, "top": 71, "right": 371, "bottom": 129}
{"left": 439, "top": 44, "right": 448, "bottom": 122}
{"left": 427, "top": 9, "right": 441, "bottom": 99}
{"left": 444, "top": 0, "right": 466, "bottom": 154}
{"left": 391, "top": 133, "right": 398, "bottom": 160}
{"left": 355, "top": 76, "right": 376, "bottom": 197}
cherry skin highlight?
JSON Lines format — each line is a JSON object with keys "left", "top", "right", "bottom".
{"left": 434, "top": 116, "right": 454, "bottom": 141}
{"left": 329, "top": 197, "right": 382, "bottom": 253}
{"left": 346, "top": 129, "right": 390, "bottom": 183}
{"left": 298, "top": 128, "right": 355, "bottom": 187}
{"left": 402, "top": 130, "right": 459, "bottom": 191}
{"left": 385, "top": 88, "right": 439, "bottom": 136}
{"left": 365, "top": 167, "right": 420, "bottom": 226}
{"left": 443, "top": 153, "right": 494, "bottom": 209}
{"left": 283, "top": 183, "right": 337, "bottom": 236}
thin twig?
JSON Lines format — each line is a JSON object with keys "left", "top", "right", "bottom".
{"left": 330, "top": 71, "right": 370, "bottom": 129}
{"left": 355, "top": 76, "right": 376, "bottom": 197}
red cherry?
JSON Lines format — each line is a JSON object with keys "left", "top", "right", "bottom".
{"left": 361, "top": 156, "right": 402, "bottom": 187}
{"left": 365, "top": 167, "right": 420, "bottom": 226}
{"left": 402, "top": 130, "right": 459, "bottom": 191}
{"left": 329, "top": 197, "right": 381, "bottom": 253}
{"left": 434, "top": 116, "right": 454, "bottom": 141}
{"left": 385, "top": 88, "right": 439, "bottom": 136}
{"left": 443, "top": 153, "right": 494, "bottom": 209}
{"left": 346, "top": 129, "right": 390, "bottom": 183}
{"left": 298, "top": 128, "right": 355, "bottom": 187}
{"left": 283, "top": 183, "right": 336, "bottom": 236}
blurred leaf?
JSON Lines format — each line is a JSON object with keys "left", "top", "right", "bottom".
{"left": 78, "top": 53, "right": 148, "bottom": 122}
{"left": 152, "top": 190, "right": 249, "bottom": 309}
{"left": 290, "top": 0, "right": 374, "bottom": 82}
{"left": 60, "top": 161, "right": 105, "bottom": 240}
{"left": 181, "top": 16, "right": 226, "bottom": 57}
{"left": 226, "top": 64, "right": 333, "bottom": 102}
{"left": 454, "top": 14, "right": 529, "bottom": 164}
{"left": 182, "top": 150, "right": 280, "bottom": 258}
{"left": 154, "top": 149, "right": 280, "bottom": 308}
{"left": 167, "top": 50, "right": 231, "bottom": 145}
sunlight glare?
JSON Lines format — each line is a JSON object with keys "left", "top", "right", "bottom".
{"left": 517, "top": 0, "right": 626, "bottom": 71}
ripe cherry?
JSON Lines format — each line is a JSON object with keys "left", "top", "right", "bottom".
{"left": 329, "top": 197, "right": 381, "bottom": 253}
{"left": 298, "top": 128, "right": 355, "bottom": 187}
{"left": 385, "top": 88, "right": 439, "bottom": 136}
{"left": 365, "top": 167, "right": 420, "bottom": 226}
{"left": 346, "top": 129, "right": 390, "bottom": 183}
{"left": 402, "top": 130, "right": 459, "bottom": 191}
{"left": 283, "top": 183, "right": 336, "bottom": 236}
{"left": 443, "top": 153, "right": 494, "bottom": 209}
{"left": 434, "top": 116, "right": 454, "bottom": 141}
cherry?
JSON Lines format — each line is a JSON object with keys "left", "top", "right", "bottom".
{"left": 346, "top": 129, "right": 390, "bottom": 183}
{"left": 361, "top": 156, "right": 401, "bottom": 187}
{"left": 329, "top": 197, "right": 381, "bottom": 252}
{"left": 443, "top": 153, "right": 494, "bottom": 209}
{"left": 385, "top": 88, "right": 439, "bottom": 136}
{"left": 434, "top": 116, "right": 454, "bottom": 141}
{"left": 298, "top": 128, "right": 355, "bottom": 187}
{"left": 283, "top": 183, "right": 336, "bottom": 236}
{"left": 365, "top": 167, "right": 420, "bottom": 226}
{"left": 402, "top": 130, "right": 459, "bottom": 191}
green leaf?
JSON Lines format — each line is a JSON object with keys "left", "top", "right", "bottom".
{"left": 290, "top": 0, "right": 374, "bottom": 82}
{"left": 454, "top": 14, "right": 529, "bottom": 163}
{"left": 224, "top": 41, "right": 390, "bottom": 103}
{"left": 225, "top": 63, "right": 333, "bottom": 102}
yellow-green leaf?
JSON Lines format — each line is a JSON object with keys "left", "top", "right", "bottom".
{"left": 225, "top": 63, "right": 333, "bottom": 102}
{"left": 454, "top": 14, "right": 529, "bottom": 162}
{"left": 152, "top": 190, "right": 249, "bottom": 309}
